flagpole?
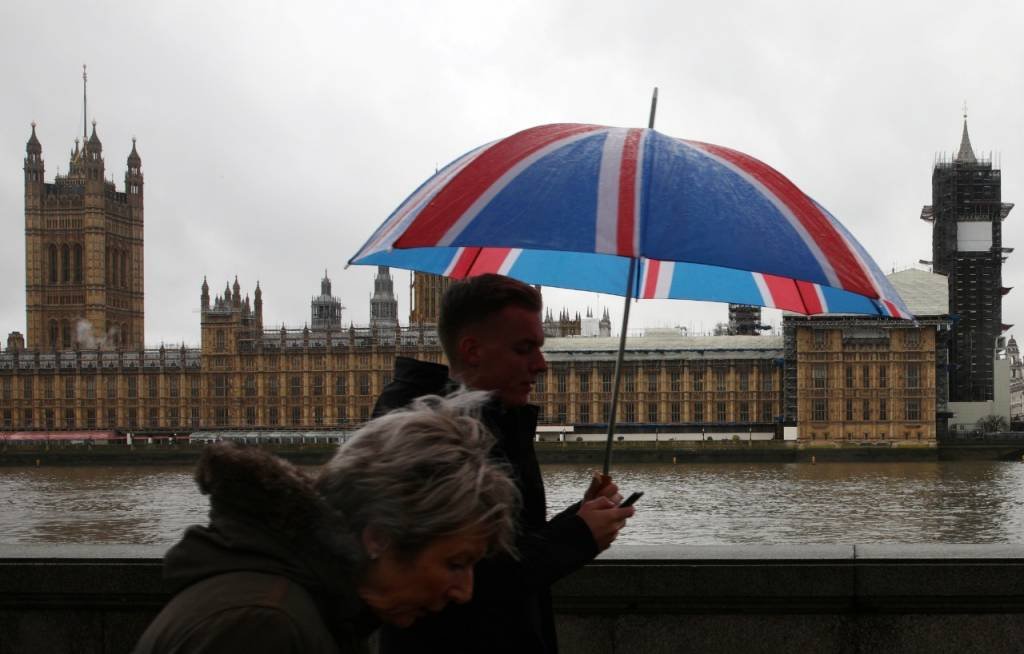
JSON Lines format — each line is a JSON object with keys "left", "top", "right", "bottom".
{"left": 602, "top": 87, "right": 658, "bottom": 477}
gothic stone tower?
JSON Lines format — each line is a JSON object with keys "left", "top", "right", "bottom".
{"left": 24, "top": 122, "right": 144, "bottom": 350}
{"left": 370, "top": 266, "right": 398, "bottom": 331}
{"left": 409, "top": 271, "right": 452, "bottom": 324}
{"left": 922, "top": 116, "right": 1014, "bottom": 401}
{"left": 311, "top": 272, "right": 343, "bottom": 331}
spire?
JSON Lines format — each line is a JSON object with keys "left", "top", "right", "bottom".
{"left": 87, "top": 120, "right": 101, "bottom": 148}
{"left": 955, "top": 104, "right": 977, "bottom": 164}
{"left": 82, "top": 64, "right": 88, "bottom": 142}
{"left": 26, "top": 122, "right": 41, "bottom": 154}
{"left": 321, "top": 270, "right": 332, "bottom": 296}
{"left": 200, "top": 277, "right": 210, "bottom": 310}
{"left": 127, "top": 137, "right": 141, "bottom": 167}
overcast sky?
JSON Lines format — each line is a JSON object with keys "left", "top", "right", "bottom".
{"left": 2, "top": 1, "right": 1023, "bottom": 347}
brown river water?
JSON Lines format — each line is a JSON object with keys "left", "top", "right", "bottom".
{"left": 3, "top": 462, "right": 1024, "bottom": 546}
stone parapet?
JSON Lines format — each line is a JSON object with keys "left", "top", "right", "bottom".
{"left": 3, "top": 544, "right": 1024, "bottom": 653}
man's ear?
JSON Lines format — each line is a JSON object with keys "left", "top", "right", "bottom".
{"left": 457, "top": 332, "right": 481, "bottom": 368}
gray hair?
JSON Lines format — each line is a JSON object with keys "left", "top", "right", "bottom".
{"left": 316, "top": 390, "right": 519, "bottom": 559}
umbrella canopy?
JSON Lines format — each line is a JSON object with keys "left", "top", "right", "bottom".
{"left": 351, "top": 123, "right": 911, "bottom": 318}
{"left": 350, "top": 120, "right": 913, "bottom": 474}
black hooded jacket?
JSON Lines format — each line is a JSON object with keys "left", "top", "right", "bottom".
{"left": 374, "top": 357, "right": 599, "bottom": 654}
{"left": 133, "top": 444, "right": 375, "bottom": 654}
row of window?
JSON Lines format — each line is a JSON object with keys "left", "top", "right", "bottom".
{"left": 44, "top": 243, "right": 132, "bottom": 290}
{"left": 536, "top": 368, "right": 775, "bottom": 394}
{"left": 538, "top": 400, "right": 777, "bottom": 425}
{"left": 808, "top": 398, "right": 922, "bottom": 422}
{"left": 48, "top": 318, "right": 131, "bottom": 349}
{"left": 810, "top": 363, "right": 921, "bottom": 389}
{"left": 0, "top": 404, "right": 373, "bottom": 430}
{"left": 0, "top": 372, "right": 388, "bottom": 401}
{"left": 811, "top": 329, "right": 921, "bottom": 349}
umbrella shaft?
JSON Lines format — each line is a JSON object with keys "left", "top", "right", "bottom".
{"left": 603, "top": 257, "right": 638, "bottom": 476}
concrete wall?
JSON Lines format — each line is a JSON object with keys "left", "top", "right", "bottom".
{"left": 5, "top": 544, "right": 1024, "bottom": 653}
{"left": 949, "top": 357, "right": 1011, "bottom": 431}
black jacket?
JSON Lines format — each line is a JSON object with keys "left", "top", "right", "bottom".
{"left": 374, "top": 357, "right": 599, "bottom": 654}
{"left": 133, "top": 444, "right": 375, "bottom": 654}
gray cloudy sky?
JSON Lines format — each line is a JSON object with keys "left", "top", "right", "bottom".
{"left": 2, "top": 1, "right": 1023, "bottom": 346}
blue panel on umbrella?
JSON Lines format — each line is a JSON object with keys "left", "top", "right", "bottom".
{"left": 357, "top": 248, "right": 457, "bottom": 275}
{"left": 509, "top": 250, "right": 632, "bottom": 295}
{"left": 819, "top": 286, "right": 884, "bottom": 316}
{"left": 641, "top": 132, "right": 831, "bottom": 286}
{"left": 669, "top": 263, "right": 764, "bottom": 305}
{"left": 452, "top": 132, "right": 605, "bottom": 252}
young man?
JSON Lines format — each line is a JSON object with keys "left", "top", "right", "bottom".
{"left": 373, "top": 273, "right": 633, "bottom": 654}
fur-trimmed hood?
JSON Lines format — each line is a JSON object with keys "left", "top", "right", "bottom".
{"left": 164, "top": 443, "right": 365, "bottom": 607}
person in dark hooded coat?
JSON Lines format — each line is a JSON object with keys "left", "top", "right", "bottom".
{"left": 133, "top": 391, "right": 520, "bottom": 654}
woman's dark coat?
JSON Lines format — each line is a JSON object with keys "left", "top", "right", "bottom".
{"left": 133, "top": 444, "right": 374, "bottom": 654}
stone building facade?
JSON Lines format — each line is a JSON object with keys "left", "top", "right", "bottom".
{"left": 534, "top": 335, "right": 783, "bottom": 433}
{"left": 0, "top": 277, "right": 442, "bottom": 433}
{"left": 783, "top": 269, "right": 951, "bottom": 442}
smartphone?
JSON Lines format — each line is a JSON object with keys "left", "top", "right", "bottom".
{"left": 619, "top": 491, "right": 644, "bottom": 507}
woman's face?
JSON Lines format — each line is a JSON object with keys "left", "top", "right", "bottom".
{"left": 359, "top": 528, "right": 489, "bottom": 627}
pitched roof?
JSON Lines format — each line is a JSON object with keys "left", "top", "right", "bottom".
{"left": 886, "top": 268, "right": 948, "bottom": 317}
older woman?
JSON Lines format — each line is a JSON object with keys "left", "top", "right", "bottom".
{"left": 133, "top": 392, "right": 519, "bottom": 654}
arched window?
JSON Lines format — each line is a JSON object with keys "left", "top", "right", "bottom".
{"left": 49, "top": 320, "right": 58, "bottom": 348}
{"left": 121, "top": 251, "right": 128, "bottom": 289}
{"left": 122, "top": 323, "right": 130, "bottom": 346}
{"left": 73, "top": 245, "right": 83, "bottom": 283}
{"left": 61, "top": 245, "right": 70, "bottom": 283}
{"left": 49, "top": 245, "right": 58, "bottom": 283}
{"left": 61, "top": 320, "right": 71, "bottom": 349}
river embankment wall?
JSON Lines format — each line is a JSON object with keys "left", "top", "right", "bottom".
{"left": 4, "top": 544, "right": 1024, "bottom": 653}
{"left": 3, "top": 441, "right": 1024, "bottom": 466}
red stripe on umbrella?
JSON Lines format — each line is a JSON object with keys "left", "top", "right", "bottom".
{"left": 796, "top": 280, "right": 824, "bottom": 314}
{"left": 696, "top": 141, "right": 876, "bottom": 298}
{"left": 763, "top": 273, "right": 806, "bottom": 312}
{"left": 616, "top": 128, "right": 643, "bottom": 257}
{"left": 469, "top": 247, "right": 515, "bottom": 275}
{"left": 396, "top": 123, "right": 605, "bottom": 247}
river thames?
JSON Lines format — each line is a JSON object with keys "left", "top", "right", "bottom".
{"left": 3, "top": 461, "right": 1024, "bottom": 546}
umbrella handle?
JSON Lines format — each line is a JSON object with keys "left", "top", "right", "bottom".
{"left": 602, "top": 256, "right": 638, "bottom": 476}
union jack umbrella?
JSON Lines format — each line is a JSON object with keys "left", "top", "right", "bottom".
{"left": 349, "top": 119, "right": 911, "bottom": 471}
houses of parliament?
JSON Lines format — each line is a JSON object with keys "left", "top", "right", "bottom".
{"left": 4, "top": 107, "right": 994, "bottom": 443}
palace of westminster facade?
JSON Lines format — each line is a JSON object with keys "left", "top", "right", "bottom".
{"left": 0, "top": 117, "right": 968, "bottom": 442}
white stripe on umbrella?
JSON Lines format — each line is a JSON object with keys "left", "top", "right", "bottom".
{"left": 813, "top": 283, "right": 828, "bottom": 313}
{"left": 751, "top": 272, "right": 776, "bottom": 309}
{"left": 437, "top": 129, "right": 607, "bottom": 247}
{"left": 595, "top": 128, "right": 629, "bottom": 254}
{"left": 497, "top": 249, "right": 523, "bottom": 275}
{"left": 654, "top": 260, "right": 674, "bottom": 298}
{"left": 680, "top": 139, "right": 844, "bottom": 291}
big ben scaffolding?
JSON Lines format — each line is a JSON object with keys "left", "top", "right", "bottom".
{"left": 921, "top": 111, "right": 1014, "bottom": 401}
